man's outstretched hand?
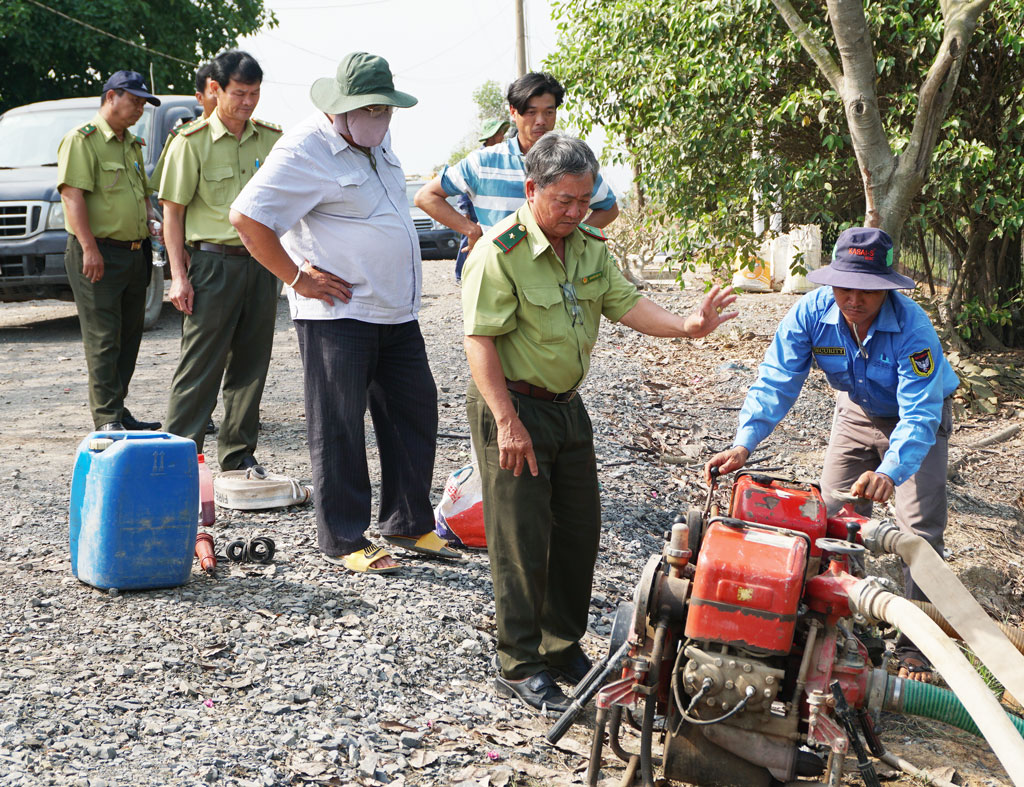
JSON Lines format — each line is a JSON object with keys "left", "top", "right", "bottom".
{"left": 684, "top": 284, "right": 739, "bottom": 338}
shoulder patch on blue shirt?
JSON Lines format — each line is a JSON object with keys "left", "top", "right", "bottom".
{"left": 493, "top": 223, "right": 527, "bottom": 253}
{"left": 578, "top": 222, "right": 606, "bottom": 241}
{"left": 910, "top": 348, "right": 935, "bottom": 377}
{"left": 813, "top": 346, "right": 846, "bottom": 356}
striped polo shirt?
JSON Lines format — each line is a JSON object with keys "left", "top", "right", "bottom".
{"left": 439, "top": 135, "right": 617, "bottom": 232}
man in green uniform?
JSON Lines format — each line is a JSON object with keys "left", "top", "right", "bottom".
{"left": 151, "top": 62, "right": 216, "bottom": 192}
{"left": 152, "top": 61, "right": 218, "bottom": 437}
{"left": 462, "top": 132, "right": 738, "bottom": 714}
{"left": 57, "top": 70, "right": 162, "bottom": 432}
{"left": 159, "top": 50, "right": 282, "bottom": 473}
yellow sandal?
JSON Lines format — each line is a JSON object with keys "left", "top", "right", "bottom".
{"left": 384, "top": 531, "right": 461, "bottom": 559}
{"left": 325, "top": 546, "right": 400, "bottom": 574}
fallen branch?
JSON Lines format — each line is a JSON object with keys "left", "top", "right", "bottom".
{"left": 948, "top": 423, "right": 1020, "bottom": 478}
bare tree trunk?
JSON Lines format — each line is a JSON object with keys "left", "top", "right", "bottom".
{"left": 916, "top": 223, "right": 937, "bottom": 297}
{"left": 771, "top": 0, "right": 994, "bottom": 252}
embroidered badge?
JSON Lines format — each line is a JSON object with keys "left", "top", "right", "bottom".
{"left": 181, "top": 119, "right": 210, "bottom": 137}
{"left": 910, "top": 348, "right": 934, "bottom": 377}
{"left": 580, "top": 271, "right": 603, "bottom": 285}
{"left": 813, "top": 346, "right": 846, "bottom": 356}
{"left": 492, "top": 223, "right": 527, "bottom": 253}
{"left": 578, "top": 222, "right": 606, "bottom": 241}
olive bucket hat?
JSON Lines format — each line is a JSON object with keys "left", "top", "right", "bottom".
{"left": 807, "top": 227, "right": 916, "bottom": 290}
{"left": 310, "top": 52, "right": 417, "bottom": 114}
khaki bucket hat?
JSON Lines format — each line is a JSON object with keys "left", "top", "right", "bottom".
{"left": 310, "top": 52, "right": 417, "bottom": 114}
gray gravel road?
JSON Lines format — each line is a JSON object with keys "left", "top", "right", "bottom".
{"left": 0, "top": 261, "right": 1014, "bottom": 786}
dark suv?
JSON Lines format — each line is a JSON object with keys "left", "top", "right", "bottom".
{"left": 0, "top": 95, "right": 202, "bottom": 328}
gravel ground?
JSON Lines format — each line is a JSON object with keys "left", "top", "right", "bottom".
{"left": 0, "top": 260, "right": 1020, "bottom": 786}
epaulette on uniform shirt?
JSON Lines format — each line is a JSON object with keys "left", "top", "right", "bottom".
{"left": 253, "top": 119, "right": 283, "bottom": 134}
{"left": 78, "top": 124, "right": 96, "bottom": 137}
{"left": 578, "top": 222, "right": 606, "bottom": 241}
{"left": 181, "top": 119, "right": 210, "bottom": 137}
{"left": 493, "top": 222, "right": 528, "bottom": 253}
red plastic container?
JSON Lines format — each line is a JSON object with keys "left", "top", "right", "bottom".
{"left": 684, "top": 519, "right": 808, "bottom": 654}
{"left": 197, "top": 453, "right": 215, "bottom": 526}
{"left": 729, "top": 473, "right": 827, "bottom": 557}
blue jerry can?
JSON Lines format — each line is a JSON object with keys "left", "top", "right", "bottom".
{"left": 69, "top": 431, "right": 199, "bottom": 591}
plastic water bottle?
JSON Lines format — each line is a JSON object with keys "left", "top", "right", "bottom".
{"left": 197, "top": 453, "right": 215, "bottom": 526}
{"left": 150, "top": 219, "right": 166, "bottom": 268}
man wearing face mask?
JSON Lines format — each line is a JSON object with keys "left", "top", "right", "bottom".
{"left": 230, "top": 52, "right": 456, "bottom": 574}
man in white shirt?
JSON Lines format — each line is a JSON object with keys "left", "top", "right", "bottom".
{"left": 230, "top": 52, "right": 458, "bottom": 574}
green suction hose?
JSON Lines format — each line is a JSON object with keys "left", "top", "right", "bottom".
{"left": 891, "top": 679, "right": 1024, "bottom": 739}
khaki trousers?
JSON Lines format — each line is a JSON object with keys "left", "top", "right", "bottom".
{"left": 820, "top": 392, "right": 953, "bottom": 610}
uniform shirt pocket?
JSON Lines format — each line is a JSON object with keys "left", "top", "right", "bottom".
{"left": 200, "top": 165, "right": 234, "bottom": 205}
{"left": 813, "top": 353, "right": 853, "bottom": 392}
{"left": 329, "top": 169, "right": 382, "bottom": 219}
{"left": 99, "top": 160, "right": 125, "bottom": 191}
{"left": 573, "top": 277, "right": 609, "bottom": 340}
{"left": 520, "top": 285, "right": 568, "bottom": 345}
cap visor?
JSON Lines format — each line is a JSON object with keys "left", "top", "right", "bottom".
{"left": 806, "top": 266, "right": 915, "bottom": 290}
{"left": 310, "top": 78, "right": 417, "bottom": 114}
{"left": 124, "top": 88, "right": 160, "bottom": 106}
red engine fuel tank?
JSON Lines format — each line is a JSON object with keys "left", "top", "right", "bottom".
{"left": 729, "top": 473, "right": 827, "bottom": 557}
{"left": 685, "top": 519, "right": 807, "bottom": 654}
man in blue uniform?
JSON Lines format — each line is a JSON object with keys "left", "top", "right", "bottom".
{"left": 705, "top": 227, "right": 959, "bottom": 682}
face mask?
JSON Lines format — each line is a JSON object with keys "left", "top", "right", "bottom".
{"left": 333, "top": 106, "right": 392, "bottom": 148}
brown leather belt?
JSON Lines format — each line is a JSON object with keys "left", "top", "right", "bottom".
{"left": 96, "top": 237, "right": 144, "bottom": 251}
{"left": 193, "top": 241, "right": 251, "bottom": 257}
{"left": 506, "top": 378, "right": 577, "bottom": 403}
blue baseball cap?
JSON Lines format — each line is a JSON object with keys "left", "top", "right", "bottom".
{"left": 807, "top": 227, "right": 915, "bottom": 290}
{"left": 101, "top": 71, "right": 161, "bottom": 106}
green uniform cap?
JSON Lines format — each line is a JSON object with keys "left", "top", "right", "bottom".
{"left": 478, "top": 119, "right": 510, "bottom": 142}
{"left": 462, "top": 204, "right": 641, "bottom": 394}
{"left": 57, "top": 113, "right": 149, "bottom": 241}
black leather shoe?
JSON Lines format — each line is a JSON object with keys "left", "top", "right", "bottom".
{"left": 494, "top": 671, "right": 571, "bottom": 715}
{"left": 549, "top": 652, "right": 594, "bottom": 686}
{"left": 122, "top": 409, "right": 161, "bottom": 431}
{"left": 206, "top": 418, "right": 216, "bottom": 435}
{"left": 238, "top": 455, "right": 268, "bottom": 480}
{"left": 97, "top": 421, "right": 125, "bottom": 432}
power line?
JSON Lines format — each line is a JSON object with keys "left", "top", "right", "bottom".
{"left": 273, "top": 0, "right": 394, "bottom": 8}
{"left": 23, "top": 0, "right": 198, "bottom": 67}
{"left": 393, "top": 2, "right": 511, "bottom": 76}
{"left": 262, "top": 33, "right": 338, "bottom": 63}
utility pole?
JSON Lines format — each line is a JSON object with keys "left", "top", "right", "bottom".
{"left": 515, "top": 0, "right": 527, "bottom": 77}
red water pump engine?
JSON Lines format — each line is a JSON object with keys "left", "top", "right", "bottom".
{"left": 552, "top": 472, "right": 897, "bottom": 787}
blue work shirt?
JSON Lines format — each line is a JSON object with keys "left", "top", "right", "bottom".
{"left": 734, "top": 287, "right": 959, "bottom": 485}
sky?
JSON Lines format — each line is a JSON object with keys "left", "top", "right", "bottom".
{"left": 237, "top": 0, "right": 629, "bottom": 192}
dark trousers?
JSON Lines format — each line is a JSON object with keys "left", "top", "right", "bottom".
{"left": 164, "top": 250, "right": 278, "bottom": 470}
{"left": 820, "top": 393, "right": 952, "bottom": 656}
{"left": 467, "top": 381, "right": 602, "bottom": 680}
{"left": 295, "top": 318, "right": 438, "bottom": 557}
{"left": 65, "top": 236, "right": 150, "bottom": 428}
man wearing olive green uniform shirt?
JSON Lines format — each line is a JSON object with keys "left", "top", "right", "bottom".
{"left": 160, "top": 51, "right": 282, "bottom": 472}
{"left": 462, "top": 132, "right": 738, "bottom": 714}
{"left": 57, "top": 71, "right": 161, "bottom": 431}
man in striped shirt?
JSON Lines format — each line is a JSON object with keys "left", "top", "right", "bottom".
{"left": 414, "top": 72, "right": 618, "bottom": 256}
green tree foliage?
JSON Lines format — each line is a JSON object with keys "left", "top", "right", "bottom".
{"left": 547, "top": 0, "right": 1022, "bottom": 345}
{"left": 446, "top": 79, "right": 509, "bottom": 167}
{"left": 0, "top": 0, "right": 276, "bottom": 113}
{"left": 472, "top": 79, "right": 507, "bottom": 126}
